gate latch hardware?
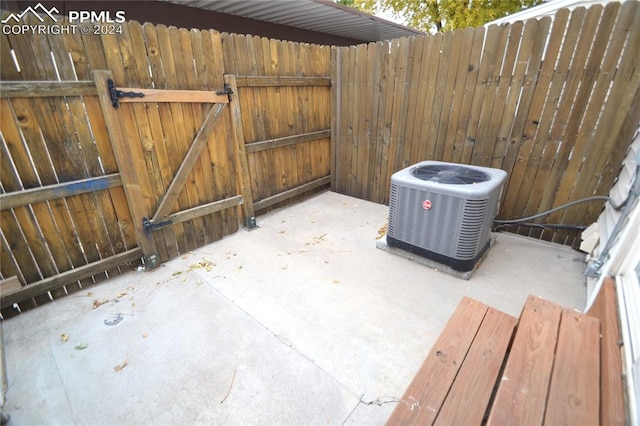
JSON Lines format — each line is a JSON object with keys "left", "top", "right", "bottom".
{"left": 142, "top": 217, "right": 172, "bottom": 235}
{"left": 108, "top": 79, "right": 145, "bottom": 108}
{"left": 216, "top": 83, "right": 233, "bottom": 100}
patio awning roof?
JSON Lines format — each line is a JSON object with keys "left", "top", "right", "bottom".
{"left": 159, "top": 0, "right": 424, "bottom": 42}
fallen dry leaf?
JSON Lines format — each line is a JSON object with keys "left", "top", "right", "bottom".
{"left": 114, "top": 360, "right": 128, "bottom": 372}
{"left": 376, "top": 222, "right": 388, "bottom": 239}
{"left": 92, "top": 299, "right": 109, "bottom": 309}
{"left": 61, "top": 333, "right": 69, "bottom": 343}
{"left": 75, "top": 342, "right": 88, "bottom": 350}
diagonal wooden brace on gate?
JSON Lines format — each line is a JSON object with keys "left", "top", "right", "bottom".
{"left": 150, "top": 102, "right": 227, "bottom": 224}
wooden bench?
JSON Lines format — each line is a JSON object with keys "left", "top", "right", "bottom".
{"left": 387, "top": 277, "right": 625, "bottom": 425}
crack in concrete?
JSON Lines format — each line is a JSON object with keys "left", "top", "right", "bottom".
{"left": 358, "top": 395, "right": 399, "bottom": 406}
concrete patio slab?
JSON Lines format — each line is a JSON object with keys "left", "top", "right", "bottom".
{"left": 1, "top": 191, "right": 587, "bottom": 425}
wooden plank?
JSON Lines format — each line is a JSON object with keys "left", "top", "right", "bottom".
{"left": 415, "top": 33, "right": 443, "bottom": 167}
{"left": 146, "top": 196, "right": 244, "bottom": 231}
{"left": 387, "top": 297, "right": 489, "bottom": 425}
{"left": 0, "top": 80, "right": 97, "bottom": 97}
{"left": 546, "top": 3, "right": 621, "bottom": 243}
{"left": 49, "top": 30, "right": 125, "bottom": 284}
{"left": 442, "top": 28, "right": 476, "bottom": 163}
{"left": 142, "top": 22, "right": 180, "bottom": 260}
{"left": 330, "top": 46, "right": 341, "bottom": 192}
{"left": 151, "top": 102, "right": 227, "bottom": 222}
{"left": 117, "top": 87, "right": 229, "bottom": 104}
{"left": 544, "top": 307, "right": 600, "bottom": 425}
{"left": 470, "top": 24, "right": 510, "bottom": 167}
{"left": 586, "top": 277, "right": 625, "bottom": 425}
{"left": 204, "top": 30, "right": 239, "bottom": 239}
{"left": 451, "top": 27, "right": 484, "bottom": 165}
{"left": 556, "top": 2, "right": 640, "bottom": 244}
{"left": 191, "top": 28, "right": 227, "bottom": 244}
{"left": 0, "top": 174, "right": 122, "bottom": 210}
{"left": 234, "top": 75, "right": 330, "bottom": 87}
{"left": 434, "top": 307, "right": 517, "bottom": 425}
{"left": 0, "top": 276, "right": 21, "bottom": 294}
{"left": 93, "top": 70, "right": 159, "bottom": 268}
{"left": 355, "top": 41, "right": 374, "bottom": 199}
{"left": 0, "top": 248, "right": 142, "bottom": 309}
{"left": 500, "top": 11, "right": 566, "bottom": 233}
{"left": 245, "top": 129, "right": 331, "bottom": 154}
{"left": 531, "top": 5, "right": 602, "bottom": 240}
{"left": 167, "top": 195, "right": 243, "bottom": 226}
{"left": 433, "top": 30, "right": 464, "bottom": 162}
{"left": 487, "top": 295, "right": 562, "bottom": 425}
{"left": 224, "top": 75, "right": 255, "bottom": 228}
{"left": 384, "top": 37, "right": 411, "bottom": 197}
{"left": 253, "top": 175, "right": 330, "bottom": 212}
{"left": 164, "top": 26, "right": 201, "bottom": 253}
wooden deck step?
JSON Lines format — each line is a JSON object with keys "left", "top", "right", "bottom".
{"left": 586, "top": 277, "right": 625, "bottom": 425}
{"left": 487, "top": 295, "right": 600, "bottom": 425}
{"left": 387, "top": 297, "right": 517, "bottom": 425}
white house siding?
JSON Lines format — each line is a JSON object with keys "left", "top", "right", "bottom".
{"left": 585, "top": 125, "right": 640, "bottom": 423}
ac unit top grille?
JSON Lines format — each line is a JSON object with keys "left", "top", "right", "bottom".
{"left": 411, "top": 164, "right": 491, "bottom": 185}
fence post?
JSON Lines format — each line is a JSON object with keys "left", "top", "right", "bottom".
{"left": 224, "top": 74, "right": 257, "bottom": 229}
{"left": 92, "top": 70, "right": 161, "bottom": 269}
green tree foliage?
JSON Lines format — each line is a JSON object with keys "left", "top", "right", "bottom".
{"left": 350, "top": 0, "right": 545, "bottom": 32}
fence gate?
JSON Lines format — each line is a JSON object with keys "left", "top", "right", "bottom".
{"left": 0, "top": 71, "right": 246, "bottom": 313}
{"left": 92, "top": 70, "right": 244, "bottom": 270}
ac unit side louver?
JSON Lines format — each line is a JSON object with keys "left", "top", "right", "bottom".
{"left": 387, "top": 161, "right": 507, "bottom": 272}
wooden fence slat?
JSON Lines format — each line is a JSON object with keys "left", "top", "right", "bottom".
{"left": 442, "top": 28, "right": 476, "bottom": 164}
{"left": 542, "top": 4, "right": 619, "bottom": 243}
{"left": 556, "top": 1, "right": 640, "bottom": 243}
{"left": 434, "top": 31, "right": 464, "bottom": 162}
{"left": 142, "top": 22, "right": 180, "bottom": 260}
{"left": 532, "top": 6, "right": 603, "bottom": 238}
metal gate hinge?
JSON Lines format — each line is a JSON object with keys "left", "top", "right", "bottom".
{"left": 142, "top": 217, "right": 172, "bottom": 235}
{"left": 108, "top": 79, "right": 144, "bottom": 108}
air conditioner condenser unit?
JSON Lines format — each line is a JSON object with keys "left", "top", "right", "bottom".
{"left": 386, "top": 161, "right": 507, "bottom": 272}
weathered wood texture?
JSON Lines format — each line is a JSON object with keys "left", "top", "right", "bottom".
{"left": 332, "top": 2, "right": 640, "bottom": 247}
{"left": 222, "top": 34, "right": 331, "bottom": 215}
{"left": 586, "top": 277, "right": 626, "bottom": 425}
{"left": 387, "top": 297, "right": 517, "bottom": 425}
{"left": 0, "top": 15, "right": 330, "bottom": 314}
{"left": 487, "top": 295, "right": 600, "bottom": 425}
{"left": 390, "top": 292, "right": 617, "bottom": 426}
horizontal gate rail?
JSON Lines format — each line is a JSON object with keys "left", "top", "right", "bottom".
{"left": 151, "top": 195, "right": 244, "bottom": 232}
{"left": 0, "top": 174, "right": 122, "bottom": 210}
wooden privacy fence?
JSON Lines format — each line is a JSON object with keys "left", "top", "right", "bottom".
{"left": 332, "top": 1, "right": 640, "bottom": 246}
{"left": 0, "top": 16, "right": 330, "bottom": 313}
